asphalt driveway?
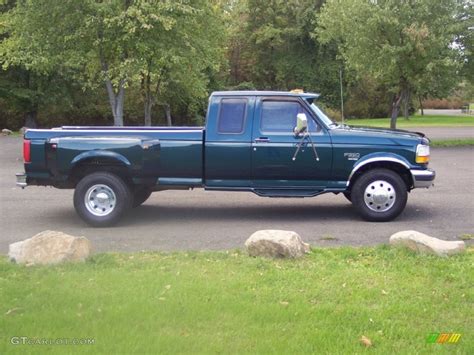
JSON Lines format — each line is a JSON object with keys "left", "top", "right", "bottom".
{"left": 1, "top": 134, "right": 473, "bottom": 253}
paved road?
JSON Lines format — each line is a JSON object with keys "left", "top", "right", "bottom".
{"left": 1, "top": 135, "right": 473, "bottom": 253}
{"left": 415, "top": 126, "right": 474, "bottom": 139}
{"left": 421, "top": 109, "right": 472, "bottom": 116}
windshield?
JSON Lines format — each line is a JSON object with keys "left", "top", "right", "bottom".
{"left": 309, "top": 103, "right": 337, "bottom": 128}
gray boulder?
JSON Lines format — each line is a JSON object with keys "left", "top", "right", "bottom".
{"left": 245, "top": 230, "right": 310, "bottom": 258}
{"left": 8, "top": 230, "right": 91, "bottom": 265}
{"left": 2, "top": 128, "right": 13, "bottom": 135}
{"left": 389, "top": 230, "right": 465, "bottom": 257}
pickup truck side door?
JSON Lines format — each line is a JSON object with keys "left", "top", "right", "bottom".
{"left": 251, "top": 97, "right": 332, "bottom": 188}
{"left": 204, "top": 95, "right": 255, "bottom": 188}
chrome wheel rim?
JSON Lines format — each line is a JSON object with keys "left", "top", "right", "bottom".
{"left": 84, "top": 184, "right": 116, "bottom": 217}
{"left": 364, "top": 180, "right": 396, "bottom": 212}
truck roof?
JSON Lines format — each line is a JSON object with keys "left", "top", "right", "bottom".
{"left": 211, "top": 90, "right": 320, "bottom": 100}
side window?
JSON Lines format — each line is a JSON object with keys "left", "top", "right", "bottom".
{"left": 260, "top": 100, "right": 317, "bottom": 133}
{"left": 217, "top": 99, "right": 247, "bottom": 134}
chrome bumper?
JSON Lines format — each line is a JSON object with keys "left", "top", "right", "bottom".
{"left": 411, "top": 169, "right": 435, "bottom": 188}
{"left": 16, "top": 173, "right": 27, "bottom": 188}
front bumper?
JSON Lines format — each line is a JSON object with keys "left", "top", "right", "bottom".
{"left": 16, "top": 173, "right": 27, "bottom": 188}
{"left": 411, "top": 169, "right": 435, "bottom": 188}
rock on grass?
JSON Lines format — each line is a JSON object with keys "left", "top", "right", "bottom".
{"left": 8, "top": 230, "right": 91, "bottom": 265}
{"left": 245, "top": 230, "right": 310, "bottom": 258}
{"left": 389, "top": 230, "right": 465, "bottom": 257}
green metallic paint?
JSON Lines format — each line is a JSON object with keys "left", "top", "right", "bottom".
{"left": 21, "top": 91, "right": 431, "bottom": 197}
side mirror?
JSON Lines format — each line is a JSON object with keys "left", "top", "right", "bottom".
{"left": 294, "top": 113, "right": 308, "bottom": 136}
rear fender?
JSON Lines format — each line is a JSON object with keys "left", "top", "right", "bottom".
{"left": 71, "top": 150, "right": 131, "bottom": 168}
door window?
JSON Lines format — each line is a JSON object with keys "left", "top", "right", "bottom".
{"left": 260, "top": 100, "right": 317, "bottom": 133}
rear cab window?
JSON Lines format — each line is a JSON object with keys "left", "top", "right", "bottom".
{"left": 218, "top": 99, "right": 247, "bottom": 134}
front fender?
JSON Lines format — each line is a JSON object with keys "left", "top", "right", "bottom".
{"left": 347, "top": 152, "right": 413, "bottom": 186}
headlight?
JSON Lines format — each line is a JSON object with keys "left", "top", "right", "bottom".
{"left": 416, "top": 144, "right": 430, "bottom": 164}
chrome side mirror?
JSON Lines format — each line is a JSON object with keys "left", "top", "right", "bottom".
{"left": 294, "top": 113, "right": 308, "bottom": 136}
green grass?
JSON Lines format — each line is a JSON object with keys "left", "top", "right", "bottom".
{"left": 459, "top": 234, "right": 474, "bottom": 241}
{"left": 431, "top": 139, "right": 474, "bottom": 147}
{"left": 1, "top": 247, "right": 472, "bottom": 354}
{"left": 343, "top": 115, "right": 474, "bottom": 127}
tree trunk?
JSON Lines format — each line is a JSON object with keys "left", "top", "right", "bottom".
{"left": 24, "top": 110, "right": 37, "bottom": 128}
{"left": 105, "top": 78, "right": 125, "bottom": 126}
{"left": 165, "top": 104, "right": 172, "bottom": 126}
{"left": 390, "top": 93, "right": 403, "bottom": 129}
{"left": 403, "top": 89, "right": 410, "bottom": 120}
{"left": 144, "top": 99, "right": 153, "bottom": 126}
{"left": 419, "top": 95, "right": 424, "bottom": 116}
{"left": 142, "top": 67, "right": 154, "bottom": 126}
{"left": 100, "top": 45, "right": 125, "bottom": 126}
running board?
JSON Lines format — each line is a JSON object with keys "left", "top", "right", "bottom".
{"left": 252, "top": 189, "right": 324, "bottom": 198}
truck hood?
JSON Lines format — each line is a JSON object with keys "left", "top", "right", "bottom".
{"left": 330, "top": 124, "right": 426, "bottom": 146}
{"left": 341, "top": 125, "right": 425, "bottom": 139}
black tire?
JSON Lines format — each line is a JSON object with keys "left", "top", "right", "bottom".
{"left": 343, "top": 192, "right": 352, "bottom": 203}
{"left": 132, "top": 187, "right": 152, "bottom": 208}
{"left": 73, "top": 172, "right": 132, "bottom": 227}
{"left": 351, "top": 168, "right": 407, "bottom": 222}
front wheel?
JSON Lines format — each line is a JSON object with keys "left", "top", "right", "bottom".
{"left": 351, "top": 168, "right": 407, "bottom": 222}
{"left": 73, "top": 172, "right": 132, "bottom": 227}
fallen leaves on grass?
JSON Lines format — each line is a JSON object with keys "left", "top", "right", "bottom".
{"left": 5, "top": 307, "right": 22, "bottom": 315}
{"left": 360, "top": 335, "right": 372, "bottom": 347}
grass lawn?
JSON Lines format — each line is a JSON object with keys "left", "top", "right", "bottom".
{"left": 431, "top": 138, "right": 474, "bottom": 147}
{"left": 343, "top": 115, "right": 474, "bottom": 127}
{"left": 1, "top": 246, "right": 472, "bottom": 354}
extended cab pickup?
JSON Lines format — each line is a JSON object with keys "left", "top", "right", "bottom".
{"left": 17, "top": 91, "right": 435, "bottom": 227}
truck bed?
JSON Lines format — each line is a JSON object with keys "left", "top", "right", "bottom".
{"left": 24, "top": 126, "right": 205, "bottom": 188}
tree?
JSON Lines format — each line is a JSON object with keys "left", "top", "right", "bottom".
{"left": 226, "top": 0, "right": 343, "bottom": 108}
{"left": 1, "top": 0, "right": 135, "bottom": 126}
{"left": 317, "top": 0, "right": 463, "bottom": 128}
{"left": 0, "top": 67, "right": 76, "bottom": 128}
{"left": 2, "top": 0, "right": 226, "bottom": 127}
{"left": 455, "top": 1, "right": 473, "bottom": 84}
{"left": 131, "top": 0, "right": 225, "bottom": 126}
{"left": 0, "top": 0, "right": 74, "bottom": 128}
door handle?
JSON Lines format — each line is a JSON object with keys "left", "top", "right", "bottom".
{"left": 255, "top": 137, "right": 270, "bottom": 143}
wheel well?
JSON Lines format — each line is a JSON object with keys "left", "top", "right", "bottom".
{"left": 69, "top": 158, "right": 131, "bottom": 187}
{"left": 348, "top": 161, "right": 413, "bottom": 191}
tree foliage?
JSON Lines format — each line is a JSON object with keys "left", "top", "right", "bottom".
{"left": 226, "top": 0, "right": 343, "bottom": 107}
{"left": 317, "top": 0, "right": 465, "bottom": 128}
{"left": 0, "top": 0, "right": 470, "bottom": 129}
{"left": 1, "top": 0, "right": 224, "bottom": 126}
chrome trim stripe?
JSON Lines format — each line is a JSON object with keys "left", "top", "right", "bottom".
{"left": 346, "top": 157, "right": 410, "bottom": 186}
{"left": 49, "top": 137, "right": 142, "bottom": 144}
{"left": 31, "top": 129, "right": 203, "bottom": 133}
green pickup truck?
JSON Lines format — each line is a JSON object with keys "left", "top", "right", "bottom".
{"left": 16, "top": 91, "right": 435, "bottom": 227}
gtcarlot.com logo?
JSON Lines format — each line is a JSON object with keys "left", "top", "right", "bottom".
{"left": 11, "top": 336, "right": 95, "bottom": 346}
{"left": 427, "top": 333, "right": 462, "bottom": 344}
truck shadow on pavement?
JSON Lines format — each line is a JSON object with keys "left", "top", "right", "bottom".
{"left": 44, "top": 201, "right": 433, "bottom": 228}
{"left": 119, "top": 203, "right": 432, "bottom": 227}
